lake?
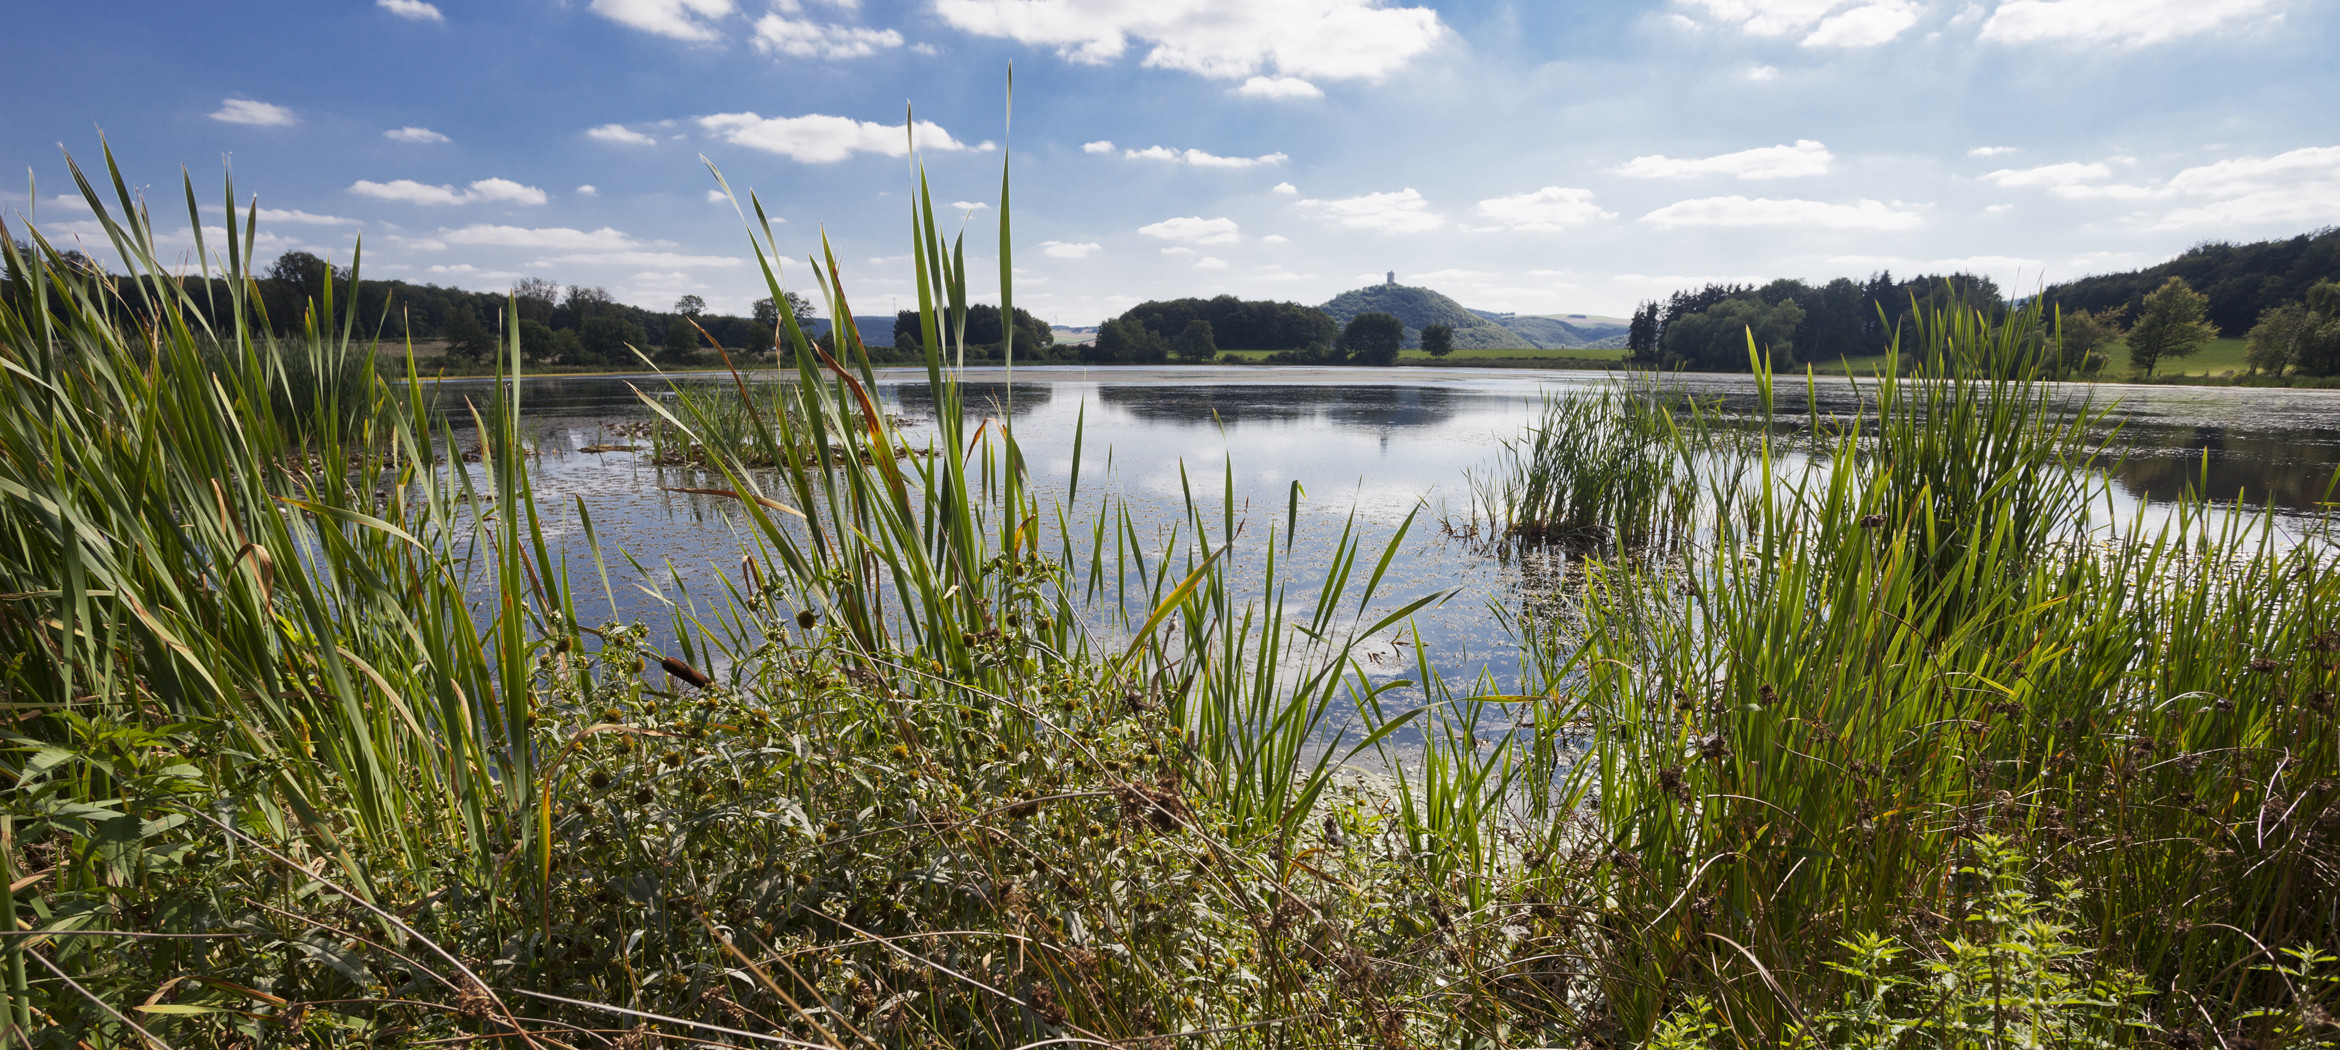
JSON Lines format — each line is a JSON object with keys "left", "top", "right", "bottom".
{"left": 432, "top": 365, "right": 2340, "bottom": 692}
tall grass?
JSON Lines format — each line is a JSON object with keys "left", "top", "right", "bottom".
{"left": 0, "top": 128, "right": 1542, "bottom": 1047}
{"left": 1553, "top": 302, "right": 2340, "bottom": 1043}
{"left": 1456, "top": 378, "right": 1734, "bottom": 557}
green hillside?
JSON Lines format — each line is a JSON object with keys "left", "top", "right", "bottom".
{"left": 1318, "top": 284, "right": 1529, "bottom": 349}
{"left": 1477, "top": 312, "right": 1631, "bottom": 350}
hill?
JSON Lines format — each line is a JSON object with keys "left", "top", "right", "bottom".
{"left": 802, "top": 314, "right": 899, "bottom": 348}
{"left": 1318, "top": 285, "right": 1532, "bottom": 349}
{"left": 1474, "top": 311, "right": 1631, "bottom": 350}
{"left": 2044, "top": 227, "right": 2340, "bottom": 336}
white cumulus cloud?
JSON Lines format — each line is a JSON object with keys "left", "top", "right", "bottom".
{"left": 1271, "top": 182, "right": 1298, "bottom": 194}
{"left": 1137, "top": 216, "right": 1242, "bottom": 244}
{"left": 1802, "top": 0, "right": 1920, "bottom": 46}
{"left": 1982, "top": 0, "right": 2280, "bottom": 47}
{"left": 1969, "top": 145, "right": 2019, "bottom": 157}
{"left": 384, "top": 126, "right": 450, "bottom": 143}
{"left": 440, "top": 225, "right": 647, "bottom": 251}
{"left": 377, "top": 0, "right": 445, "bottom": 22}
{"left": 1041, "top": 240, "right": 1102, "bottom": 258}
{"left": 1082, "top": 140, "right": 1116, "bottom": 153}
{"left": 588, "top": 124, "right": 660, "bottom": 146}
{"left": 1616, "top": 140, "right": 1833, "bottom": 180}
{"left": 752, "top": 15, "right": 904, "bottom": 58}
{"left": 2153, "top": 146, "right": 2340, "bottom": 228}
{"left": 1639, "top": 196, "right": 1925, "bottom": 230}
{"left": 534, "top": 251, "right": 744, "bottom": 268}
{"left": 255, "top": 208, "right": 361, "bottom": 225}
{"left": 1980, "top": 161, "right": 2113, "bottom": 189}
{"left": 1674, "top": 0, "right": 1921, "bottom": 47}
{"left": 349, "top": 178, "right": 549, "bottom": 206}
{"left": 211, "top": 99, "right": 296, "bottom": 126}
{"left": 697, "top": 112, "right": 972, "bottom": 162}
{"left": 589, "top": 0, "right": 735, "bottom": 41}
{"left": 1194, "top": 256, "right": 1229, "bottom": 270}
{"left": 1122, "top": 145, "right": 1289, "bottom": 168}
{"left": 1295, "top": 188, "right": 1444, "bottom": 233}
{"left": 1237, "top": 75, "right": 1324, "bottom": 100}
{"left": 933, "top": 0, "right": 1444, "bottom": 82}
{"left": 467, "top": 178, "right": 549, "bottom": 204}
{"left": 577, "top": 184, "right": 601, "bottom": 196}
{"left": 1471, "top": 187, "right": 1614, "bottom": 232}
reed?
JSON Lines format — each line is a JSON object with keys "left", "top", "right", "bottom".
{"left": 1456, "top": 378, "right": 1729, "bottom": 557}
{"left": 1551, "top": 301, "right": 2340, "bottom": 1044}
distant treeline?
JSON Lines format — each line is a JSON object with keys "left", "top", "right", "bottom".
{"left": 1090, "top": 295, "right": 1339, "bottom": 363}
{"left": 885, "top": 305, "right": 1064, "bottom": 362}
{"left": 1627, "top": 273, "right": 2001, "bottom": 371}
{"left": 2043, "top": 227, "right": 2340, "bottom": 338}
{"left": 1, "top": 247, "right": 1062, "bottom": 368}
{"left": 0, "top": 247, "right": 783, "bottom": 366}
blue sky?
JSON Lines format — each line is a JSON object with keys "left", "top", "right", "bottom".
{"left": 6, "top": 0, "right": 2336, "bottom": 324}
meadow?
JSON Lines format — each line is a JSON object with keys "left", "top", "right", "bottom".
{"left": 4, "top": 144, "right": 2339, "bottom": 1050}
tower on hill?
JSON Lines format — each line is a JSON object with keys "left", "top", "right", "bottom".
{"left": 1386, "top": 270, "right": 1395, "bottom": 286}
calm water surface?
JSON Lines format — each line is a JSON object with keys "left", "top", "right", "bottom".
{"left": 434, "top": 366, "right": 2340, "bottom": 690}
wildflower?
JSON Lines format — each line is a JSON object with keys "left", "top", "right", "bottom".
{"left": 796, "top": 609, "right": 819, "bottom": 630}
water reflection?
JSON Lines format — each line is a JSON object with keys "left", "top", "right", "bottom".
{"left": 1096, "top": 383, "right": 1469, "bottom": 431}
{"left": 897, "top": 381, "right": 1052, "bottom": 419}
{"left": 2111, "top": 424, "right": 2340, "bottom": 509}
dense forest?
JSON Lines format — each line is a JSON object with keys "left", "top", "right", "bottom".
{"left": 1088, "top": 295, "right": 1339, "bottom": 363}
{"left": 1629, "top": 228, "right": 2340, "bottom": 375}
{"left": 2042, "top": 227, "right": 2340, "bottom": 337}
{"left": 1628, "top": 272, "right": 2002, "bottom": 371}
{"left": 887, "top": 304, "right": 1063, "bottom": 362}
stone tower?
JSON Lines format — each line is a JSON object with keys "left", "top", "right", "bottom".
{"left": 1386, "top": 270, "right": 1396, "bottom": 286}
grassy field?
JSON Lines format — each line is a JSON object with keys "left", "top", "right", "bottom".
{"left": 2118, "top": 335, "right": 2252, "bottom": 377}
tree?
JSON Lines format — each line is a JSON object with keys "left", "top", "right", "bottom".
{"left": 549, "top": 328, "right": 587, "bottom": 365}
{"left": 1625, "top": 302, "right": 1660, "bottom": 363}
{"left": 510, "top": 277, "right": 560, "bottom": 325}
{"left": 753, "top": 292, "right": 814, "bottom": 328}
{"left": 672, "top": 294, "right": 705, "bottom": 316}
{"left": 1339, "top": 312, "right": 1404, "bottom": 366}
{"left": 579, "top": 316, "right": 646, "bottom": 364}
{"left": 518, "top": 319, "right": 560, "bottom": 362}
{"left": 2054, "top": 308, "right": 2123, "bottom": 375}
{"left": 1420, "top": 323, "right": 1454, "bottom": 358}
{"left": 442, "top": 305, "right": 495, "bottom": 362}
{"left": 661, "top": 315, "right": 701, "bottom": 363}
{"left": 2125, "top": 276, "right": 2217, "bottom": 376}
{"left": 511, "top": 277, "right": 560, "bottom": 305}
{"left": 2245, "top": 303, "right": 2309, "bottom": 376}
{"left": 1116, "top": 296, "right": 1336, "bottom": 351}
{"left": 264, "top": 250, "right": 342, "bottom": 331}
{"left": 2290, "top": 280, "right": 2340, "bottom": 376}
{"left": 1662, "top": 295, "right": 1804, "bottom": 371}
{"left": 564, "top": 284, "right": 614, "bottom": 313}
{"left": 1090, "top": 318, "right": 1167, "bottom": 364}
{"left": 1172, "top": 319, "right": 1217, "bottom": 363}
